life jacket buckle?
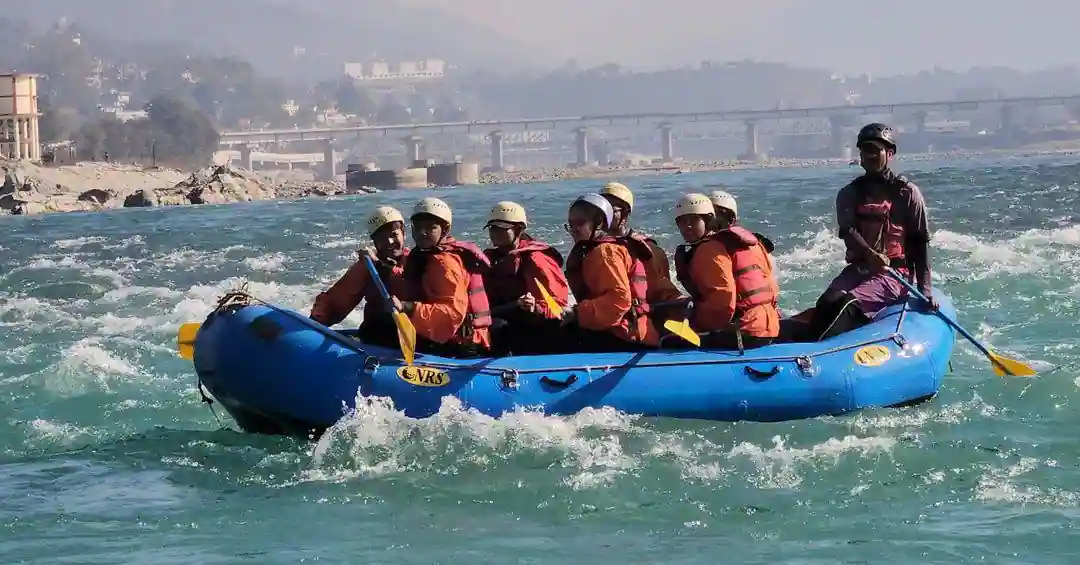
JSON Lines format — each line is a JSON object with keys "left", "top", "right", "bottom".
{"left": 460, "top": 313, "right": 476, "bottom": 339}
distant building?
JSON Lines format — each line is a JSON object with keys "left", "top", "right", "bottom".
{"left": 343, "top": 59, "right": 447, "bottom": 82}
{"left": 0, "top": 73, "right": 42, "bottom": 161}
{"left": 100, "top": 107, "right": 148, "bottom": 122}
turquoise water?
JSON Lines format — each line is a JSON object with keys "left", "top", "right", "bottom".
{"left": 2, "top": 154, "right": 1079, "bottom": 563}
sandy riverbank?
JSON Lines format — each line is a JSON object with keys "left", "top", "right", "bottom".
{"left": 2, "top": 156, "right": 851, "bottom": 217}
{"left": 5, "top": 146, "right": 1078, "bottom": 217}
{"left": 476, "top": 157, "right": 853, "bottom": 184}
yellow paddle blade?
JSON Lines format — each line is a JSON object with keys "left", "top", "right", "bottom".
{"left": 663, "top": 319, "right": 701, "bottom": 347}
{"left": 177, "top": 322, "right": 201, "bottom": 360}
{"left": 534, "top": 278, "right": 563, "bottom": 318}
{"left": 393, "top": 311, "right": 417, "bottom": 366}
{"left": 989, "top": 351, "right": 1037, "bottom": 377}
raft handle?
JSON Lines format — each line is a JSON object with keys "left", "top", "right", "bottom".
{"left": 744, "top": 366, "right": 781, "bottom": 380}
{"left": 499, "top": 370, "right": 519, "bottom": 391}
{"left": 795, "top": 355, "right": 815, "bottom": 377}
{"left": 540, "top": 374, "right": 578, "bottom": 389}
{"left": 363, "top": 356, "right": 381, "bottom": 375}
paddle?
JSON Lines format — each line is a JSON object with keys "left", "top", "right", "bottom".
{"left": 365, "top": 255, "right": 417, "bottom": 366}
{"left": 663, "top": 318, "right": 701, "bottom": 347}
{"left": 177, "top": 322, "right": 200, "bottom": 360}
{"left": 884, "top": 267, "right": 1036, "bottom": 377}
{"left": 533, "top": 277, "right": 564, "bottom": 318}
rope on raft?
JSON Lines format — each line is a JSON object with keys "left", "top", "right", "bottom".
{"left": 204, "top": 285, "right": 918, "bottom": 376}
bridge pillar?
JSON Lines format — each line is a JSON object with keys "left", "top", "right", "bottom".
{"left": 829, "top": 115, "right": 850, "bottom": 159}
{"left": 999, "top": 105, "right": 1020, "bottom": 146}
{"left": 659, "top": 123, "right": 674, "bottom": 162}
{"left": 594, "top": 141, "right": 612, "bottom": 166}
{"left": 240, "top": 143, "right": 254, "bottom": 170}
{"left": 912, "top": 111, "right": 932, "bottom": 153}
{"left": 489, "top": 130, "right": 505, "bottom": 172}
{"left": 321, "top": 139, "right": 337, "bottom": 181}
{"left": 574, "top": 127, "right": 590, "bottom": 167}
{"left": 403, "top": 135, "right": 423, "bottom": 166}
{"left": 739, "top": 120, "right": 762, "bottom": 161}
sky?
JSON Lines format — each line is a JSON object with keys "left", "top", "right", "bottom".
{"left": 400, "top": 0, "right": 1080, "bottom": 75}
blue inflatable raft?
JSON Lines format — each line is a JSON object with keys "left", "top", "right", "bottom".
{"left": 192, "top": 290, "right": 957, "bottom": 438}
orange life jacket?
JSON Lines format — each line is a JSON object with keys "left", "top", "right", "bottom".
{"left": 404, "top": 239, "right": 492, "bottom": 341}
{"left": 674, "top": 226, "right": 778, "bottom": 316}
{"left": 565, "top": 236, "right": 652, "bottom": 320}
{"left": 361, "top": 249, "right": 410, "bottom": 327}
{"left": 483, "top": 237, "right": 565, "bottom": 309}
{"left": 849, "top": 176, "right": 909, "bottom": 265}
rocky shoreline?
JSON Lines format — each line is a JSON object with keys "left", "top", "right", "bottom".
{"left": 0, "top": 160, "right": 365, "bottom": 216}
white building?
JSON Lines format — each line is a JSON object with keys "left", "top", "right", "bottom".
{"left": 343, "top": 59, "right": 447, "bottom": 82}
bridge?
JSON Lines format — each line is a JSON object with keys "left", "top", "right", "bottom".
{"left": 221, "top": 94, "right": 1080, "bottom": 178}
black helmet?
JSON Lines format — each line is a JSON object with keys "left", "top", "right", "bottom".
{"left": 856, "top": 123, "right": 897, "bottom": 151}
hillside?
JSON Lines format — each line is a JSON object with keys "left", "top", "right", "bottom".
{"left": 17, "top": 0, "right": 539, "bottom": 79}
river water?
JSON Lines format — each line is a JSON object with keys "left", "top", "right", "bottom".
{"left": 2, "top": 153, "right": 1079, "bottom": 563}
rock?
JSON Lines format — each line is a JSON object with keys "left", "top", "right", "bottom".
{"left": 1, "top": 166, "right": 28, "bottom": 195}
{"left": 123, "top": 189, "right": 158, "bottom": 207}
{"left": 175, "top": 164, "right": 276, "bottom": 205}
{"left": 77, "top": 189, "right": 111, "bottom": 205}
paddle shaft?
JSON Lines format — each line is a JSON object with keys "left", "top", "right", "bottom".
{"left": 364, "top": 255, "right": 396, "bottom": 305}
{"left": 884, "top": 267, "right": 996, "bottom": 360}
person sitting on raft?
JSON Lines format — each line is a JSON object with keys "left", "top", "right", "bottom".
{"left": 482, "top": 200, "right": 570, "bottom": 355}
{"left": 391, "top": 197, "right": 493, "bottom": 358}
{"left": 560, "top": 193, "right": 660, "bottom": 352}
{"left": 309, "top": 205, "right": 410, "bottom": 349}
{"left": 672, "top": 193, "right": 781, "bottom": 350}
{"left": 599, "top": 182, "right": 686, "bottom": 322}
{"left": 800, "top": 123, "right": 935, "bottom": 341}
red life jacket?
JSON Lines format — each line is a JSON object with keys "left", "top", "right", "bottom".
{"left": 849, "top": 176, "right": 909, "bottom": 265}
{"left": 674, "top": 226, "right": 778, "bottom": 316}
{"left": 483, "top": 236, "right": 565, "bottom": 309}
{"left": 404, "top": 239, "right": 493, "bottom": 340}
{"left": 361, "top": 249, "right": 410, "bottom": 327}
{"left": 565, "top": 236, "right": 652, "bottom": 320}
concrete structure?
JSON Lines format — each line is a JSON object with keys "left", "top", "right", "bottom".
{"left": 739, "top": 120, "right": 761, "bottom": 161}
{"left": 403, "top": 135, "right": 423, "bottom": 167}
{"left": 219, "top": 94, "right": 1080, "bottom": 165}
{"left": 574, "top": 127, "right": 590, "bottom": 166}
{"left": 427, "top": 162, "right": 479, "bottom": 186}
{"left": 488, "top": 130, "right": 504, "bottom": 171}
{"left": 659, "top": 123, "right": 674, "bottom": 162}
{"left": 0, "top": 74, "right": 42, "bottom": 161}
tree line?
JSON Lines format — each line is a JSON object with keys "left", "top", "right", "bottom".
{"left": 8, "top": 15, "right": 1080, "bottom": 165}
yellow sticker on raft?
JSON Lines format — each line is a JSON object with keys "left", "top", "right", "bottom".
{"left": 854, "top": 344, "right": 891, "bottom": 367}
{"left": 396, "top": 365, "right": 451, "bottom": 387}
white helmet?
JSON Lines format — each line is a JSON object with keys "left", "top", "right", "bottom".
{"left": 673, "top": 193, "right": 715, "bottom": 220}
{"left": 571, "top": 193, "right": 615, "bottom": 230}
{"left": 600, "top": 181, "right": 634, "bottom": 211}
{"left": 411, "top": 197, "right": 452, "bottom": 225}
{"left": 709, "top": 190, "right": 738, "bottom": 219}
{"left": 366, "top": 205, "right": 405, "bottom": 236}
{"left": 486, "top": 200, "right": 528, "bottom": 227}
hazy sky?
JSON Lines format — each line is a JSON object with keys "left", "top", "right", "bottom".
{"left": 401, "top": 0, "right": 1080, "bottom": 75}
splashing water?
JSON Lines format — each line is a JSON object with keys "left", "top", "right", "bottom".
{"left": 2, "top": 153, "right": 1080, "bottom": 563}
